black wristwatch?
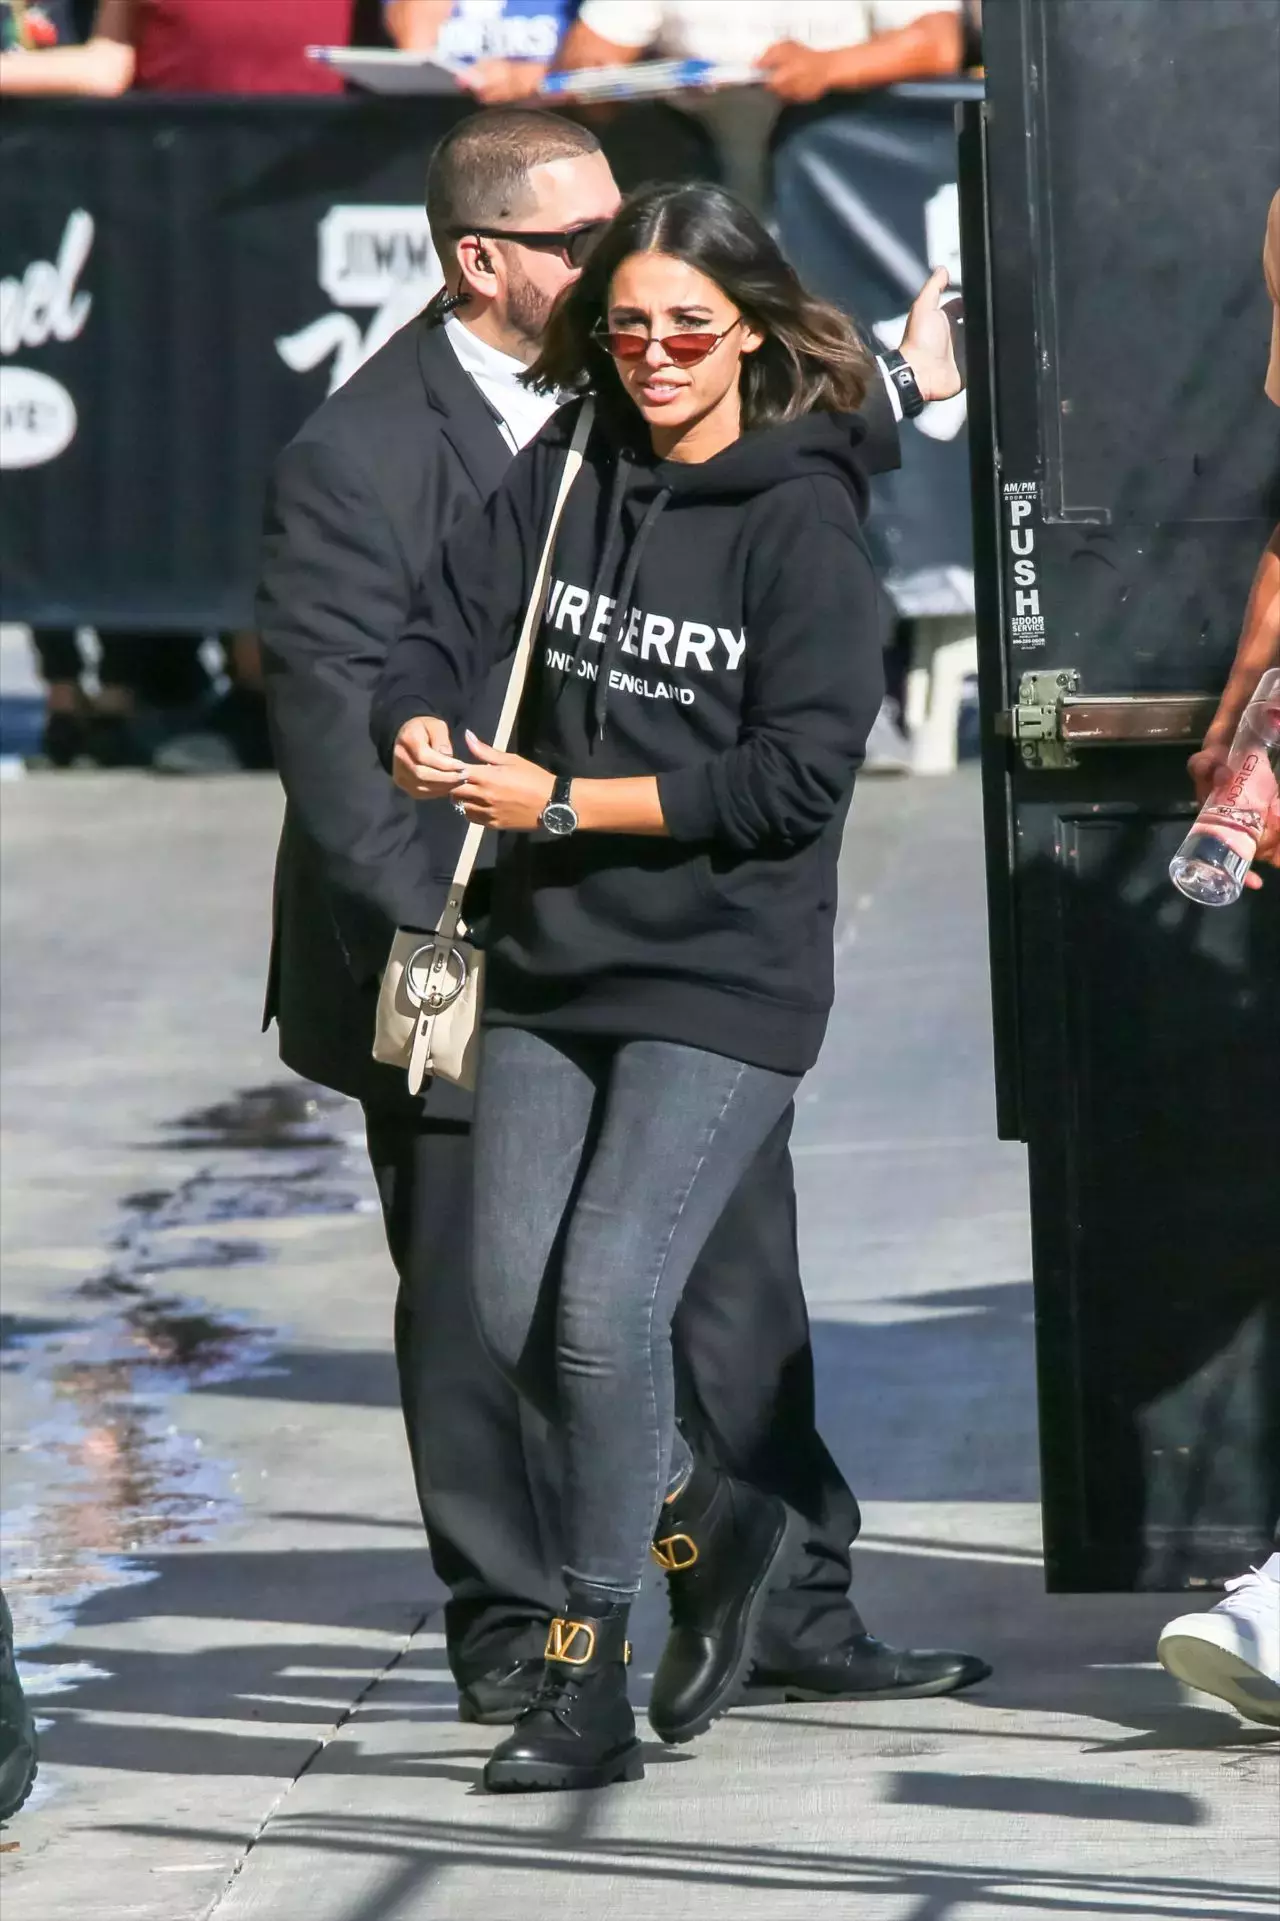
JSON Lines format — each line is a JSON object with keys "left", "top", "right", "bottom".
{"left": 540, "top": 774, "right": 579, "bottom": 837}
{"left": 880, "top": 346, "right": 926, "bottom": 419}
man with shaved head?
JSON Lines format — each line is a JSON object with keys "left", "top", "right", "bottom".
{"left": 260, "top": 109, "right": 620, "bottom": 1723}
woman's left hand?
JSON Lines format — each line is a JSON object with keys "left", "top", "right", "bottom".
{"left": 453, "top": 731, "right": 555, "bottom": 831}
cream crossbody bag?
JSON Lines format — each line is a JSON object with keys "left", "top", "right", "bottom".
{"left": 372, "top": 400, "right": 594, "bottom": 1095}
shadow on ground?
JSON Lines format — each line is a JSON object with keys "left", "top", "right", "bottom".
{"left": 25, "top": 1523, "right": 1277, "bottom": 1788}
{"left": 103, "top": 1806, "right": 1278, "bottom": 1921}
{"left": 19, "top": 1261, "right": 1277, "bottom": 1795}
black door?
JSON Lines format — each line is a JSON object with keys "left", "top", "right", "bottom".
{"left": 964, "top": 0, "right": 1280, "bottom": 1591}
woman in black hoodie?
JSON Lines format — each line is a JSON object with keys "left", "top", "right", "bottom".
{"left": 373, "top": 183, "right": 885, "bottom": 1793}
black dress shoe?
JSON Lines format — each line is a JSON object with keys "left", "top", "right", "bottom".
{"left": 484, "top": 1601, "right": 643, "bottom": 1794}
{"left": 457, "top": 1658, "right": 546, "bottom": 1726}
{"left": 745, "top": 1632, "right": 992, "bottom": 1703}
{"left": 648, "top": 1460, "right": 800, "bottom": 1746}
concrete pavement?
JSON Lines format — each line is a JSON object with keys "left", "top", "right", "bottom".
{"left": 1, "top": 767, "right": 1275, "bottom": 1921}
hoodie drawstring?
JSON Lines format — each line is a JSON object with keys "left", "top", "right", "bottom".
{"left": 570, "top": 453, "right": 631, "bottom": 682}
{"left": 592, "top": 487, "right": 670, "bottom": 741}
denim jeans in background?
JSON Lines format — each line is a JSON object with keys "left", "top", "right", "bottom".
{"left": 471, "top": 1027, "right": 800, "bottom": 1603}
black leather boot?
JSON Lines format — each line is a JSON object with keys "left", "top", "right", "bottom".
{"left": 648, "top": 1459, "right": 799, "bottom": 1745}
{"left": 483, "top": 1598, "right": 643, "bottom": 1793}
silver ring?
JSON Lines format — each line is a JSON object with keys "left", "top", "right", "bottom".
{"left": 453, "top": 800, "right": 468, "bottom": 817}
{"left": 404, "top": 943, "right": 469, "bottom": 1012}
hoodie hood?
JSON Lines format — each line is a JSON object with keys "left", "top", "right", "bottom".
{"left": 610, "top": 407, "right": 871, "bottom": 513}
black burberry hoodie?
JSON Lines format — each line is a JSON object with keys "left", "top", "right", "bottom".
{"left": 372, "top": 400, "right": 885, "bottom": 1075}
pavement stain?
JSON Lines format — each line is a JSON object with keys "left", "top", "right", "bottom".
{"left": 0, "top": 1083, "right": 366, "bottom": 1664}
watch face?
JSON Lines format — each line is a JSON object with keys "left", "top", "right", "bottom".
{"left": 542, "top": 801, "right": 578, "bottom": 837}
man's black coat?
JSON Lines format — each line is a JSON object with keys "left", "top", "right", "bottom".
{"left": 259, "top": 317, "right": 512, "bottom": 1119}
{"left": 258, "top": 312, "right": 900, "bottom": 1118}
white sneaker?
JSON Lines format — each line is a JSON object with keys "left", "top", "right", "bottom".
{"left": 1157, "top": 1553, "right": 1280, "bottom": 1726}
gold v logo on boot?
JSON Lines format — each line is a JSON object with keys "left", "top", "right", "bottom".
{"left": 545, "top": 1617, "right": 597, "bottom": 1665}
{"left": 651, "top": 1532, "right": 699, "bottom": 1573}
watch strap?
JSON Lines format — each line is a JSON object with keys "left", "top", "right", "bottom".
{"left": 880, "top": 346, "right": 926, "bottom": 420}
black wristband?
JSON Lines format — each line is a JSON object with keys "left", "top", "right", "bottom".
{"left": 880, "top": 346, "right": 926, "bottom": 420}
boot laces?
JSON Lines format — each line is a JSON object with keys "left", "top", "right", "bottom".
{"left": 526, "top": 1666, "right": 587, "bottom": 1733}
{"left": 661, "top": 1555, "right": 709, "bottom": 1629}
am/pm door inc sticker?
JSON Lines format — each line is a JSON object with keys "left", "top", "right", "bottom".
{"left": 1003, "top": 479, "right": 1046, "bottom": 649}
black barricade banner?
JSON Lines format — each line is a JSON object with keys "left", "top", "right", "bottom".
{"left": 1, "top": 101, "right": 476, "bottom": 629}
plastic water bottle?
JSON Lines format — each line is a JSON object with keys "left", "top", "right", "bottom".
{"left": 1170, "top": 667, "right": 1280, "bottom": 906}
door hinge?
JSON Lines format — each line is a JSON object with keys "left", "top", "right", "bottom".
{"left": 1000, "top": 669, "right": 1082, "bottom": 769}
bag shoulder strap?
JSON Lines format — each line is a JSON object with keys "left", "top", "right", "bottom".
{"left": 436, "top": 398, "right": 594, "bottom": 940}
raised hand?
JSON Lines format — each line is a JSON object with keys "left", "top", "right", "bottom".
{"left": 900, "top": 266, "right": 963, "bottom": 402}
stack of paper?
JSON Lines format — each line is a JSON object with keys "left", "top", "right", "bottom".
{"left": 307, "top": 49, "right": 760, "bottom": 101}
{"left": 306, "top": 48, "right": 465, "bottom": 95}
{"left": 540, "top": 59, "right": 761, "bottom": 101}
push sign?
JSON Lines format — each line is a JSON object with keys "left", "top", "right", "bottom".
{"left": 1002, "top": 480, "right": 1045, "bottom": 648}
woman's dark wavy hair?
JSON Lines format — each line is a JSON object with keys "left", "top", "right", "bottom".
{"left": 526, "top": 182, "right": 874, "bottom": 436}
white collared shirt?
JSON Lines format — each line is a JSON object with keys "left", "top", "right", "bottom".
{"left": 444, "top": 314, "right": 561, "bottom": 454}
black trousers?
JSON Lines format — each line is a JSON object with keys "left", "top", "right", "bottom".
{"left": 364, "top": 1101, "right": 863, "bottom": 1684}
{"left": 31, "top": 630, "right": 211, "bottom": 705}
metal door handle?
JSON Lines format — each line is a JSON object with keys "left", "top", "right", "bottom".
{"left": 996, "top": 671, "right": 1219, "bottom": 769}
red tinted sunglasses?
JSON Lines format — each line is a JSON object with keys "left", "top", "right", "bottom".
{"left": 591, "top": 317, "right": 743, "bottom": 368}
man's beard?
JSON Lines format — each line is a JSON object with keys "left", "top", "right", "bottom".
{"left": 504, "top": 253, "right": 554, "bottom": 354}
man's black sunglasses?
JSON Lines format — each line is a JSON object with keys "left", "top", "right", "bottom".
{"left": 449, "top": 222, "right": 608, "bottom": 268}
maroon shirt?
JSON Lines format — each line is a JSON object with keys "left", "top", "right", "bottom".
{"left": 132, "top": 0, "right": 354, "bottom": 94}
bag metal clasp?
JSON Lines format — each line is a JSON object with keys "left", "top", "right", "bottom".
{"left": 404, "top": 941, "right": 469, "bottom": 1013}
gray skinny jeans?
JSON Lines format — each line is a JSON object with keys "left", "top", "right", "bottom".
{"left": 471, "top": 1026, "right": 800, "bottom": 1603}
